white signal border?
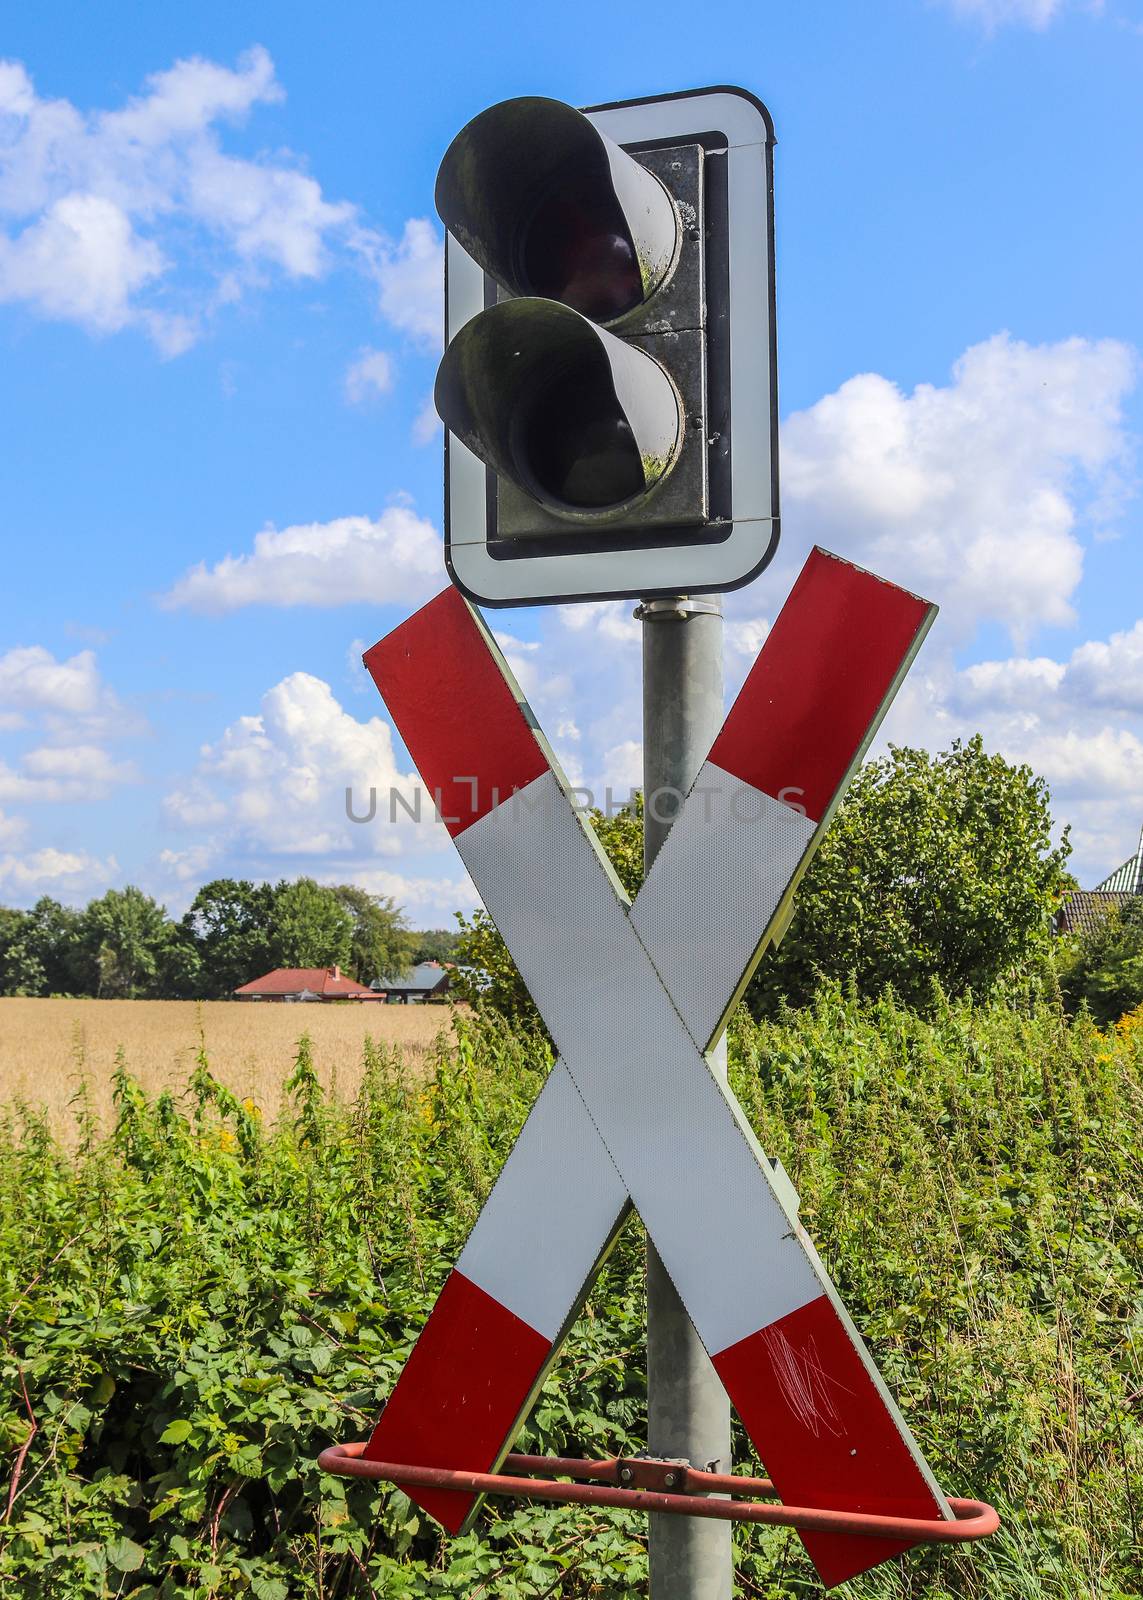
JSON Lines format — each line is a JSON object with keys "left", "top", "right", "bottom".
{"left": 443, "top": 86, "right": 778, "bottom": 607}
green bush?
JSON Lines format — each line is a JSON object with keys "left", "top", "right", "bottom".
{"left": 1, "top": 995, "right": 1140, "bottom": 1598}
{"left": 1058, "top": 896, "right": 1143, "bottom": 1028}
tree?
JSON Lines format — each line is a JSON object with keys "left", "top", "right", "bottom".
{"left": 330, "top": 885, "right": 412, "bottom": 982}
{"left": 0, "top": 907, "right": 42, "bottom": 995}
{"left": 409, "top": 928, "right": 462, "bottom": 965}
{"left": 0, "top": 898, "right": 87, "bottom": 996}
{"left": 78, "top": 887, "right": 190, "bottom": 999}
{"left": 267, "top": 878, "right": 353, "bottom": 972}
{"left": 25, "top": 898, "right": 87, "bottom": 994}
{"left": 180, "top": 879, "right": 277, "bottom": 999}
{"left": 456, "top": 744, "right": 1071, "bottom": 1024}
{"left": 747, "top": 737, "right": 1071, "bottom": 1015}
{"left": 1058, "top": 896, "right": 1143, "bottom": 1027}
{"left": 452, "top": 795, "right": 644, "bottom": 1023}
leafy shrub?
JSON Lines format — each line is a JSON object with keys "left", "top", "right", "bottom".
{"left": 1, "top": 995, "right": 1140, "bottom": 1598}
{"left": 1058, "top": 896, "right": 1143, "bottom": 1028}
{"left": 748, "top": 737, "right": 1072, "bottom": 1016}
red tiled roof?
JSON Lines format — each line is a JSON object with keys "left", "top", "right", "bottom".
{"left": 234, "top": 966, "right": 373, "bottom": 998}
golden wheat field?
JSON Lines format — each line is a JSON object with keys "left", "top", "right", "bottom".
{"left": 0, "top": 997, "right": 455, "bottom": 1135}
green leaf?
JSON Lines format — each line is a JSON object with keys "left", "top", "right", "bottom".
{"left": 159, "top": 1419, "right": 193, "bottom": 1444}
{"left": 251, "top": 1578, "right": 289, "bottom": 1600}
{"left": 105, "top": 1536, "right": 145, "bottom": 1572}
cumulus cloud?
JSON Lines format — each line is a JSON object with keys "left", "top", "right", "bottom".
{"left": 779, "top": 333, "right": 1136, "bottom": 646}
{"left": 371, "top": 218, "right": 442, "bottom": 348}
{"left": 951, "top": 618, "right": 1143, "bottom": 719}
{"left": 0, "top": 644, "right": 143, "bottom": 742}
{"left": 160, "top": 504, "right": 444, "bottom": 612}
{"left": 0, "top": 644, "right": 142, "bottom": 817}
{"left": 344, "top": 346, "right": 394, "bottom": 404}
{"left": 165, "top": 670, "right": 428, "bottom": 854}
{"left": 0, "top": 645, "right": 105, "bottom": 715}
{"left": 161, "top": 669, "right": 473, "bottom": 919}
{"left": 0, "top": 48, "right": 434, "bottom": 352}
{"left": 0, "top": 845, "right": 118, "bottom": 902}
{"left": 157, "top": 843, "right": 219, "bottom": 885}
{"left": 0, "top": 808, "right": 27, "bottom": 847}
{"left": 953, "top": 655, "right": 1068, "bottom": 708}
{"left": 0, "top": 746, "right": 137, "bottom": 803}
{"left": 331, "top": 864, "right": 477, "bottom": 923}
{"left": 889, "top": 604, "right": 1143, "bottom": 882}
{"left": 0, "top": 192, "right": 164, "bottom": 335}
{"left": 1065, "top": 620, "right": 1143, "bottom": 713}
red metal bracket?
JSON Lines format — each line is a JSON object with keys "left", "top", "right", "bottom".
{"left": 318, "top": 1442, "right": 999, "bottom": 1544}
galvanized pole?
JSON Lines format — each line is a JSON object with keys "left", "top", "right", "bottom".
{"left": 640, "top": 594, "right": 732, "bottom": 1600}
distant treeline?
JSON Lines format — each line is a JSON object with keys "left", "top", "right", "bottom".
{"left": 0, "top": 877, "right": 458, "bottom": 999}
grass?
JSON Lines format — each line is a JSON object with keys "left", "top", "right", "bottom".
{"left": 0, "top": 990, "right": 1140, "bottom": 1597}
{"left": 0, "top": 997, "right": 452, "bottom": 1136}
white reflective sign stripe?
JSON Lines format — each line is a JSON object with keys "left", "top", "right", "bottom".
{"left": 455, "top": 1060, "right": 627, "bottom": 1342}
{"left": 450, "top": 771, "right": 814, "bottom": 1343}
{"left": 633, "top": 763, "right": 816, "bottom": 1050}
{"left": 460, "top": 770, "right": 830, "bottom": 1353}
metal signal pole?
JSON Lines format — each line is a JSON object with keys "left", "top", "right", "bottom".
{"left": 640, "top": 594, "right": 732, "bottom": 1600}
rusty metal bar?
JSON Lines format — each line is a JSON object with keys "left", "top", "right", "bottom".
{"left": 318, "top": 1443, "right": 1000, "bottom": 1544}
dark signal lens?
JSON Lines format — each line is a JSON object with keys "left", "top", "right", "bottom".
{"left": 520, "top": 181, "right": 644, "bottom": 322}
{"left": 516, "top": 375, "right": 644, "bottom": 509}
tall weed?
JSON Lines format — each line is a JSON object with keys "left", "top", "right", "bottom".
{"left": 0, "top": 995, "right": 1139, "bottom": 1597}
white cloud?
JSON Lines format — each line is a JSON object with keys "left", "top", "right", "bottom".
{"left": 893, "top": 608, "right": 1143, "bottom": 882}
{"left": 0, "top": 745, "right": 137, "bottom": 803}
{"left": 938, "top": 0, "right": 1101, "bottom": 30}
{"left": 0, "top": 808, "right": 27, "bottom": 847}
{"left": 157, "top": 843, "right": 220, "bottom": 884}
{"left": 160, "top": 670, "right": 475, "bottom": 920}
{"left": 24, "top": 744, "right": 136, "bottom": 784}
{"left": 0, "top": 845, "right": 118, "bottom": 902}
{"left": 0, "top": 645, "right": 104, "bottom": 714}
{"left": 0, "top": 47, "right": 396, "bottom": 350}
{"left": 329, "top": 865, "right": 477, "bottom": 924}
{"left": 726, "top": 615, "right": 771, "bottom": 661}
{"left": 780, "top": 333, "right": 1136, "bottom": 646}
{"left": 160, "top": 504, "right": 443, "bottom": 612}
{"left": 372, "top": 218, "right": 442, "bottom": 348}
{"left": 0, "top": 193, "right": 163, "bottom": 333}
{"left": 0, "top": 643, "right": 143, "bottom": 743}
{"left": 600, "top": 739, "right": 643, "bottom": 797}
{"left": 1065, "top": 620, "right": 1143, "bottom": 713}
{"left": 163, "top": 669, "right": 437, "bottom": 861}
{"left": 1012, "top": 726, "right": 1143, "bottom": 799}
{"left": 954, "top": 655, "right": 1067, "bottom": 708}
{"left": 0, "top": 644, "right": 142, "bottom": 813}
{"left": 344, "top": 346, "right": 394, "bottom": 404}
{"left": 951, "top": 619, "right": 1143, "bottom": 718}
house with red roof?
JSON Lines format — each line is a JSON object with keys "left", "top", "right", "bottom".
{"left": 233, "top": 964, "right": 377, "bottom": 1002}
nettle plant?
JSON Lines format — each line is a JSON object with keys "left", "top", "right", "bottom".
{"left": 1, "top": 995, "right": 1141, "bottom": 1599}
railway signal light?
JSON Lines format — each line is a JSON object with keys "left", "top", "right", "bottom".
{"left": 433, "top": 88, "right": 779, "bottom": 607}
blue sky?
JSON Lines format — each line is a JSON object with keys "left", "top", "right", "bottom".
{"left": 1, "top": 0, "right": 1141, "bottom": 924}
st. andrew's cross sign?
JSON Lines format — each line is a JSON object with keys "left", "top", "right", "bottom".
{"left": 353, "top": 548, "right": 955, "bottom": 1589}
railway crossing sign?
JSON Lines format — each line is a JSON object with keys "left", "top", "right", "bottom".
{"left": 356, "top": 548, "right": 955, "bottom": 1589}
{"left": 435, "top": 88, "right": 779, "bottom": 608}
